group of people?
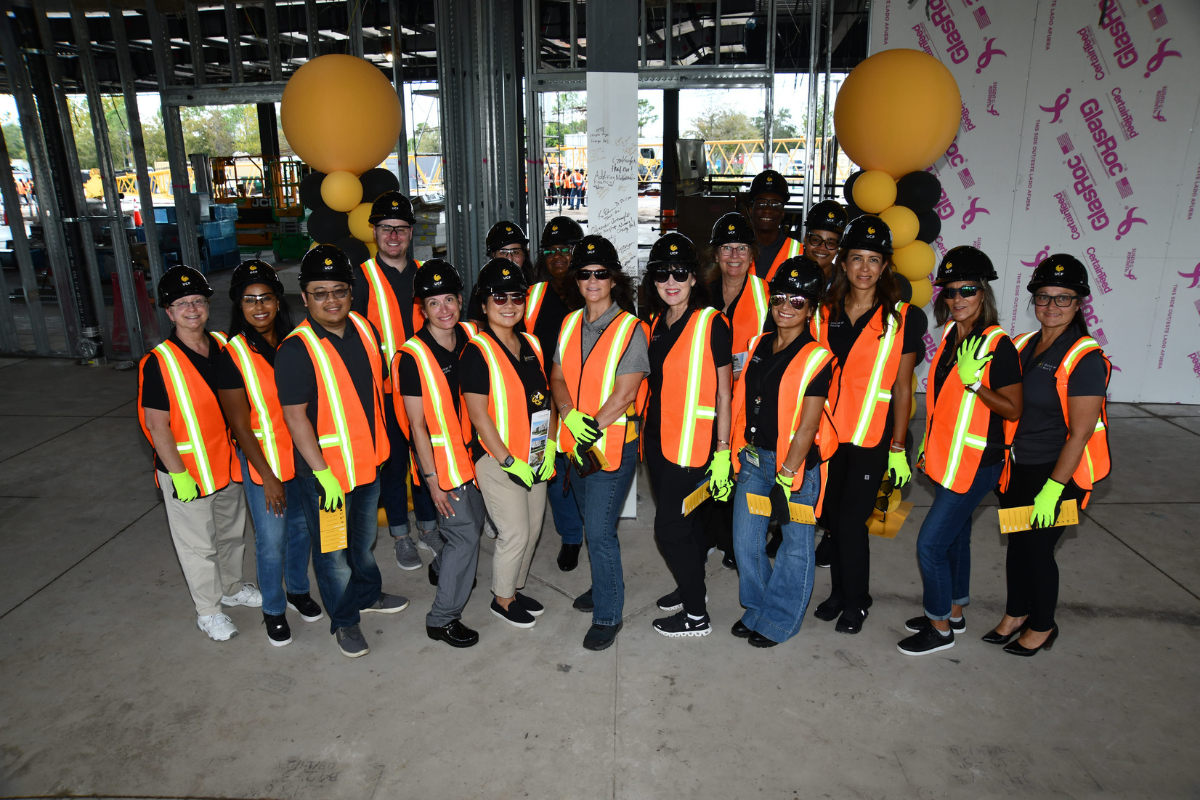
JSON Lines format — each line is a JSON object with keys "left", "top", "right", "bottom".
{"left": 137, "top": 169, "right": 1111, "bottom": 660}
{"left": 546, "top": 166, "right": 586, "bottom": 209}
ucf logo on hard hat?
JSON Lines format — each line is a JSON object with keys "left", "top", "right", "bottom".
{"left": 552, "top": 225, "right": 559, "bottom": 232}
{"left": 867, "top": 227, "right": 876, "bottom": 234}
{"left": 325, "top": 258, "right": 333, "bottom": 266}
{"left": 791, "top": 269, "right": 799, "bottom": 277}
{"left": 502, "top": 268, "right": 510, "bottom": 276}
{"left": 827, "top": 212, "right": 835, "bottom": 219}
{"left": 728, "top": 224, "right": 735, "bottom": 231}
{"left": 1055, "top": 264, "right": 1064, "bottom": 272}
{"left": 945, "top": 262, "right": 953, "bottom": 271}
{"left": 505, "top": 226, "right": 512, "bottom": 232}
{"left": 588, "top": 243, "right": 595, "bottom": 250}
{"left": 181, "top": 275, "right": 190, "bottom": 283}
{"left": 433, "top": 273, "right": 442, "bottom": 281}
{"left": 670, "top": 244, "right": 678, "bottom": 251}
{"left": 391, "top": 200, "right": 399, "bottom": 207}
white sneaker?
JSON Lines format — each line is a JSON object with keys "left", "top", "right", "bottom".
{"left": 197, "top": 613, "right": 239, "bottom": 641}
{"left": 221, "top": 583, "right": 263, "bottom": 608}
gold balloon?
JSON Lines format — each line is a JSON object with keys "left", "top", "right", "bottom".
{"left": 281, "top": 54, "right": 403, "bottom": 175}
{"left": 880, "top": 205, "right": 920, "bottom": 249}
{"left": 908, "top": 275, "right": 934, "bottom": 308}
{"left": 834, "top": 49, "right": 962, "bottom": 178}
{"left": 852, "top": 170, "right": 898, "bottom": 214}
{"left": 348, "top": 201, "right": 374, "bottom": 242}
{"left": 893, "top": 240, "right": 936, "bottom": 281}
{"left": 321, "top": 171, "right": 364, "bottom": 213}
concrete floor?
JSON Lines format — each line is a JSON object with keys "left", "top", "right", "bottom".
{"left": 1, "top": 356, "right": 1198, "bottom": 799}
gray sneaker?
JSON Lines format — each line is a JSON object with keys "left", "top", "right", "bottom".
{"left": 417, "top": 529, "right": 445, "bottom": 556}
{"left": 362, "top": 592, "right": 410, "bottom": 614}
{"left": 335, "top": 624, "right": 369, "bottom": 658}
{"left": 393, "top": 536, "right": 422, "bottom": 570}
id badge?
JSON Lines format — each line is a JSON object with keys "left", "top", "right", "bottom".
{"left": 743, "top": 445, "right": 760, "bottom": 467}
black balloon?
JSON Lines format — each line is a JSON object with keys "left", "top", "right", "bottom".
{"left": 359, "top": 168, "right": 401, "bottom": 206}
{"left": 843, "top": 171, "right": 862, "bottom": 204}
{"left": 897, "top": 274, "right": 913, "bottom": 303}
{"left": 299, "top": 171, "right": 328, "bottom": 211}
{"left": 895, "top": 171, "right": 942, "bottom": 212}
{"left": 334, "top": 236, "right": 371, "bottom": 267}
{"left": 916, "top": 208, "right": 943, "bottom": 244}
{"left": 308, "top": 208, "right": 351, "bottom": 244}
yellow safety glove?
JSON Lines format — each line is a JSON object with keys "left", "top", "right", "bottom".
{"left": 956, "top": 335, "right": 994, "bottom": 387}
{"left": 887, "top": 449, "right": 912, "bottom": 488}
{"left": 313, "top": 467, "right": 345, "bottom": 512}
{"left": 770, "top": 470, "right": 794, "bottom": 523}
{"left": 168, "top": 470, "right": 200, "bottom": 503}
{"left": 537, "top": 441, "right": 558, "bottom": 482}
{"left": 706, "top": 449, "right": 734, "bottom": 502}
{"left": 563, "top": 409, "right": 601, "bottom": 447}
{"left": 1030, "top": 479, "right": 1065, "bottom": 529}
{"left": 502, "top": 456, "right": 536, "bottom": 490}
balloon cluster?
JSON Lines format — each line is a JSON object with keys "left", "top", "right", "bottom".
{"left": 833, "top": 48, "right": 962, "bottom": 308}
{"left": 280, "top": 54, "right": 404, "bottom": 265}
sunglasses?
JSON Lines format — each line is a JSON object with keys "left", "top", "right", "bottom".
{"left": 940, "top": 286, "right": 981, "bottom": 300}
{"left": 769, "top": 293, "right": 810, "bottom": 310}
{"left": 575, "top": 268, "right": 612, "bottom": 282}
{"left": 652, "top": 268, "right": 692, "bottom": 283}
{"left": 489, "top": 292, "right": 527, "bottom": 306}
{"left": 543, "top": 246, "right": 573, "bottom": 256}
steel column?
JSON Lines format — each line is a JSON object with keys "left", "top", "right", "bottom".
{"left": 266, "top": 0, "right": 282, "bottom": 81}
{"left": 225, "top": 0, "right": 243, "bottom": 83}
{"left": 522, "top": 0, "right": 545, "bottom": 246}
{"left": 714, "top": 0, "right": 721, "bottom": 66}
{"left": 0, "top": 117, "right": 48, "bottom": 354}
{"left": 803, "top": 0, "right": 820, "bottom": 218}
{"left": 389, "top": 0, "right": 410, "bottom": 195}
{"left": 186, "top": 0, "right": 205, "bottom": 85}
{"left": 568, "top": 0, "right": 576, "bottom": 69}
{"left": 822, "top": 0, "right": 835, "bottom": 199}
{"left": 435, "top": 0, "right": 482, "bottom": 280}
{"left": 764, "top": 0, "right": 778, "bottom": 168}
{"left": 347, "top": 0, "right": 363, "bottom": 58}
{"left": 305, "top": 0, "right": 318, "bottom": 59}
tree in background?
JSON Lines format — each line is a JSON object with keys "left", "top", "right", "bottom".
{"left": 638, "top": 98, "right": 657, "bottom": 137}
{"left": 685, "top": 101, "right": 760, "bottom": 141}
{"left": 544, "top": 91, "right": 586, "bottom": 147}
{"left": 752, "top": 107, "right": 800, "bottom": 139}
{"left": 1, "top": 115, "right": 26, "bottom": 160}
{"left": 408, "top": 122, "right": 441, "bottom": 154}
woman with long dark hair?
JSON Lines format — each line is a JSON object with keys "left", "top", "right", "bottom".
{"left": 984, "top": 254, "right": 1110, "bottom": 656}
{"left": 898, "top": 247, "right": 1023, "bottom": 656}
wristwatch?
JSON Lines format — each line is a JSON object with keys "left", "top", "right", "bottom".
{"left": 500, "top": 455, "right": 515, "bottom": 468}
{"left": 965, "top": 379, "right": 982, "bottom": 394}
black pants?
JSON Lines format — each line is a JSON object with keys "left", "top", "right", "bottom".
{"left": 703, "top": 491, "right": 734, "bottom": 556}
{"left": 822, "top": 442, "right": 889, "bottom": 612}
{"left": 645, "top": 440, "right": 709, "bottom": 617}
{"left": 1000, "top": 460, "right": 1084, "bottom": 632}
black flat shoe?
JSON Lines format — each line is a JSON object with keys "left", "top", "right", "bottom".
{"left": 748, "top": 632, "right": 778, "bottom": 648}
{"left": 573, "top": 588, "right": 594, "bottom": 613}
{"left": 1003, "top": 624, "right": 1058, "bottom": 656}
{"left": 981, "top": 626, "right": 1021, "bottom": 645}
{"left": 813, "top": 596, "right": 844, "bottom": 622}
{"left": 730, "top": 619, "right": 753, "bottom": 639}
{"left": 557, "top": 543, "right": 582, "bottom": 572}
{"left": 835, "top": 607, "right": 868, "bottom": 634}
{"left": 426, "top": 619, "right": 480, "bottom": 648}
{"left": 583, "top": 622, "right": 622, "bottom": 651}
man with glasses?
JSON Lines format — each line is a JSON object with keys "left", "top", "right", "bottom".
{"left": 138, "top": 266, "right": 260, "bottom": 641}
{"left": 276, "top": 245, "right": 409, "bottom": 658}
{"left": 746, "top": 170, "right": 802, "bottom": 282}
{"left": 351, "top": 191, "right": 446, "bottom": 573}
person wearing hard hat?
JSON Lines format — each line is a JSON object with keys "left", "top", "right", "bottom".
{"left": 746, "top": 170, "right": 802, "bottom": 282}
{"left": 352, "top": 191, "right": 445, "bottom": 574}
{"left": 276, "top": 245, "right": 410, "bottom": 658}
{"left": 215, "top": 260, "right": 324, "bottom": 647}
{"left": 396, "top": 260, "right": 486, "bottom": 648}
{"left": 466, "top": 221, "right": 532, "bottom": 322}
{"left": 803, "top": 200, "right": 850, "bottom": 284}
{"left": 138, "top": 266, "right": 260, "bottom": 642}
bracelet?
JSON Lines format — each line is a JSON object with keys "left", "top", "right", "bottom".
{"left": 890, "top": 443, "right": 905, "bottom": 452}
{"left": 779, "top": 464, "right": 797, "bottom": 476}
{"left": 717, "top": 439, "right": 730, "bottom": 446}
{"left": 423, "top": 471, "right": 436, "bottom": 479}
{"left": 559, "top": 403, "right": 572, "bottom": 413}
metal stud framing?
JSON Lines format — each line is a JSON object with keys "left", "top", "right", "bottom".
{"left": 0, "top": 107, "right": 48, "bottom": 354}
{"left": 225, "top": 0, "right": 244, "bottom": 83}
{"left": 389, "top": 0, "right": 410, "bottom": 195}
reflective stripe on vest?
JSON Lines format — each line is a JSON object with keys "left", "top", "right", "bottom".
{"left": 226, "top": 334, "right": 290, "bottom": 482}
{"left": 290, "top": 325, "right": 359, "bottom": 483}
{"left": 361, "top": 259, "right": 399, "bottom": 361}
{"left": 401, "top": 336, "right": 472, "bottom": 490}
{"left": 848, "top": 305, "right": 904, "bottom": 447}
{"left": 468, "top": 331, "right": 545, "bottom": 455}
{"left": 727, "top": 276, "right": 770, "bottom": 359}
{"left": 670, "top": 308, "right": 719, "bottom": 466}
{"left": 1060, "top": 337, "right": 1110, "bottom": 488}
{"left": 153, "top": 341, "right": 217, "bottom": 494}
{"left": 525, "top": 281, "right": 549, "bottom": 330}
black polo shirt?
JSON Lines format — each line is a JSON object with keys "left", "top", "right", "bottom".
{"left": 460, "top": 325, "right": 551, "bottom": 461}
{"left": 930, "top": 320, "right": 1022, "bottom": 467}
{"left": 351, "top": 257, "right": 417, "bottom": 339}
{"left": 1012, "top": 330, "right": 1107, "bottom": 465}
{"left": 274, "top": 314, "right": 386, "bottom": 478}
{"left": 140, "top": 330, "right": 226, "bottom": 474}
{"left": 742, "top": 330, "right": 833, "bottom": 465}
{"left": 754, "top": 234, "right": 786, "bottom": 279}
{"left": 645, "top": 308, "right": 733, "bottom": 443}
{"left": 398, "top": 324, "right": 471, "bottom": 427}
{"left": 214, "top": 327, "right": 283, "bottom": 391}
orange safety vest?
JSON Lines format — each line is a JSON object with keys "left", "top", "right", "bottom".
{"left": 651, "top": 307, "right": 722, "bottom": 468}
{"left": 224, "top": 333, "right": 296, "bottom": 484}
{"left": 283, "top": 313, "right": 390, "bottom": 492}
{"left": 1001, "top": 331, "right": 1111, "bottom": 507}
{"left": 818, "top": 301, "right": 910, "bottom": 449}
{"left": 525, "top": 281, "right": 550, "bottom": 332}
{"left": 464, "top": 330, "right": 546, "bottom": 460}
{"left": 730, "top": 334, "right": 839, "bottom": 514}
{"left": 754, "top": 236, "right": 803, "bottom": 282}
{"left": 137, "top": 332, "right": 237, "bottom": 496}
{"left": 389, "top": 321, "right": 478, "bottom": 440}
{"left": 397, "top": 334, "right": 476, "bottom": 490}
{"left": 360, "top": 257, "right": 423, "bottom": 365}
{"left": 556, "top": 308, "right": 649, "bottom": 471}
{"left": 922, "top": 323, "right": 1011, "bottom": 493}
{"left": 723, "top": 275, "right": 770, "bottom": 365}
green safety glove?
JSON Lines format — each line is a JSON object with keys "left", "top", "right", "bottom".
{"left": 706, "top": 449, "right": 734, "bottom": 502}
{"left": 956, "top": 336, "right": 994, "bottom": 387}
{"left": 502, "top": 456, "right": 536, "bottom": 490}
{"left": 1030, "top": 479, "right": 1065, "bottom": 529}
{"left": 537, "top": 440, "right": 558, "bottom": 482}
{"left": 887, "top": 449, "right": 912, "bottom": 488}
{"left": 168, "top": 470, "right": 200, "bottom": 503}
{"left": 770, "top": 471, "right": 794, "bottom": 524}
{"left": 313, "top": 467, "right": 345, "bottom": 512}
{"left": 563, "top": 409, "right": 601, "bottom": 447}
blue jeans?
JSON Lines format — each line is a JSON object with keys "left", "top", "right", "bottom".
{"left": 380, "top": 395, "right": 438, "bottom": 535}
{"left": 574, "top": 440, "right": 638, "bottom": 627}
{"left": 548, "top": 452, "right": 584, "bottom": 544}
{"left": 916, "top": 460, "right": 1004, "bottom": 620}
{"left": 293, "top": 474, "right": 383, "bottom": 633}
{"left": 732, "top": 448, "right": 820, "bottom": 643}
{"left": 237, "top": 450, "right": 312, "bottom": 616}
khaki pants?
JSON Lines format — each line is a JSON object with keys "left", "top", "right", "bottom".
{"left": 475, "top": 455, "right": 547, "bottom": 598}
{"left": 159, "top": 472, "right": 248, "bottom": 616}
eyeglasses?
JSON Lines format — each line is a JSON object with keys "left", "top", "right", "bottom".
{"left": 171, "top": 298, "right": 209, "bottom": 310}
{"left": 652, "top": 268, "right": 692, "bottom": 283}
{"left": 753, "top": 200, "right": 785, "bottom": 210}
{"left": 1032, "top": 293, "right": 1079, "bottom": 307}
{"left": 575, "top": 268, "right": 612, "bottom": 282}
{"left": 495, "top": 247, "right": 524, "bottom": 259}
{"left": 805, "top": 234, "right": 841, "bottom": 251}
{"left": 718, "top": 244, "right": 750, "bottom": 257}
{"left": 241, "top": 292, "right": 277, "bottom": 306}
{"left": 375, "top": 224, "right": 411, "bottom": 236}
{"left": 769, "top": 293, "right": 810, "bottom": 310}
{"left": 306, "top": 287, "right": 350, "bottom": 302}
{"left": 941, "top": 286, "right": 981, "bottom": 300}
{"left": 489, "top": 292, "right": 527, "bottom": 306}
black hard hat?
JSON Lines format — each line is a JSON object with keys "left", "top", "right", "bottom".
{"left": 570, "top": 235, "right": 622, "bottom": 270}
{"left": 299, "top": 244, "right": 355, "bottom": 287}
{"left": 935, "top": 246, "right": 998, "bottom": 286}
{"left": 413, "top": 258, "right": 465, "bottom": 299}
{"left": 806, "top": 200, "right": 849, "bottom": 235}
{"left": 647, "top": 232, "right": 699, "bottom": 270}
{"left": 748, "top": 169, "right": 791, "bottom": 202}
{"left": 841, "top": 215, "right": 893, "bottom": 256}
{"left": 158, "top": 265, "right": 212, "bottom": 309}
{"left": 367, "top": 190, "right": 416, "bottom": 225}
{"left": 769, "top": 256, "right": 825, "bottom": 304}
{"left": 228, "top": 259, "right": 285, "bottom": 300}
{"left": 474, "top": 257, "right": 528, "bottom": 296}
{"left": 485, "top": 220, "right": 528, "bottom": 254}
{"left": 1027, "top": 253, "right": 1090, "bottom": 297}
{"left": 709, "top": 212, "right": 754, "bottom": 247}
{"left": 541, "top": 215, "right": 584, "bottom": 248}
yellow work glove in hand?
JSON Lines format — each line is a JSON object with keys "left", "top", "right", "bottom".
{"left": 502, "top": 457, "right": 536, "bottom": 490}
{"left": 563, "top": 409, "right": 601, "bottom": 447}
{"left": 770, "top": 470, "right": 794, "bottom": 524}
{"left": 313, "top": 467, "right": 345, "bottom": 511}
{"left": 169, "top": 470, "right": 200, "bottom": 503}
{"left": 956, "top": 335, "right": 994, "bottom": 386}
{"left": 887, "top": 449, "right": 912, "bottom": 488}
{"left": 537, "top": 441, "right": 558, "bottom": 482}
{"left": 706, "top": 449, "right": 734, "bottom": 502}
{"left": 1030, "top": 479, "right": 1065, "bottom": 529}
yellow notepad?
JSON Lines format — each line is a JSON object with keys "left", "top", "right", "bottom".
{"left": 590, "top": 445, "right": 611, "bottom": 471}
{"left": 682, "top": 483, "right": 711, "bottom": 516}
{"left": 319, "top": 505, "right": 348, "bottom": 553}
{"left": 998, "top": 499, "right": 1079, "bottom": 534}
{"left": 746, "top": 493, "right": 816, "bottom": 525}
